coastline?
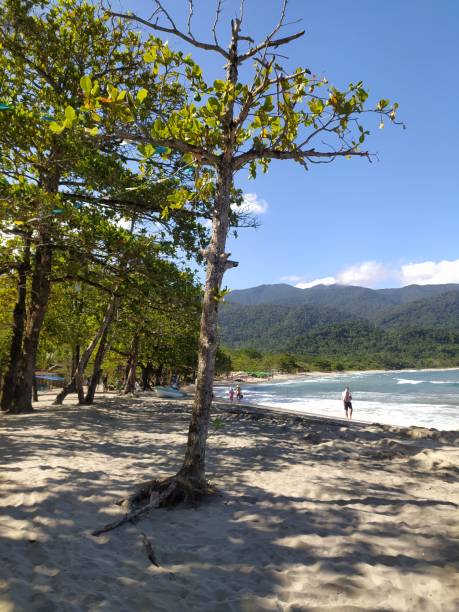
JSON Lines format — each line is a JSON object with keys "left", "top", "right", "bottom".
{"left": 1, "top": 392, "right": 458, "bottom": 611}
{"left": 216, "top": 365, "right": 459, "bottom": 387}
{"left": 213, "top": 367, "right": 459, "bottom": 431}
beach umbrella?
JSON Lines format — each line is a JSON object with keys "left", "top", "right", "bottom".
{"left": 52, "top": 209, "right": 65, "bottom": 214}
{"left": 0, "top": 103, "right": 12, "bottom": 111}
{"left": 155, "top": 146, "right": 168, "bottom": 154}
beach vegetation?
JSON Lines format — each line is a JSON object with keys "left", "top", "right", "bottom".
{"left": 0, "top": 0, "right": 207, "bottom": 413}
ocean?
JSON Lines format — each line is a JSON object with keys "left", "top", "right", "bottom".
{"left": 215, "top": 368, "right": 459, "bottom": 430}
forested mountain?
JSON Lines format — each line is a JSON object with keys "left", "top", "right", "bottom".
{"left": 378, "top": 291, "right": 459, "bottom": 330}
{"left": 219, "top": 302, "right": 359, "bottom": 350}
{"left": 220, "top": 283, "right": 459, "bottom": 370}
{"left": 226, "top": 283, "right": 459, "bottom": 319}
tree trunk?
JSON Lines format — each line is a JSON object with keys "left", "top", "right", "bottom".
{"left": 176, "top": 22, "right": 240, "bottom": 488}
{"left": 124, "top": 334, "right": 140, "bottom": 394}
{"left": 71, "top": 343, "right": 80, "bottom": 377}
{"left": 153, "top": 364, "right": 163, "bottom": 386}
{"left": 178, "top": 164, "right": 234, "bottom": 486}
{"left": 53, "top": 294, "right": 118, "bottom": 405}
{"left": 6, "top": 233, "right": 52, "bottom": 414}
{"left": 32, "top": 376, "right": 39, "bottom": 402}
{"left": 1, "top": 238, "right": 31, "bottom": 412}
{"left": 84, "top": 328, "right": 111, "bottom": 404}
{"left": 140, "top": 361, "right": 154, "bottom": 390}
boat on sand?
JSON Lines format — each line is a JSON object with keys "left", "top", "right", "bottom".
{"left": 153, "top": 386, "right": 187, "bottom": 399}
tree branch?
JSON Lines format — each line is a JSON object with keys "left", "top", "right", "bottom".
{"left": 187, "top": 0, "right": 195, "bottom": 39}
{"left": 109, "top": 11, "right": 229, "bottom": 59}
{"left": 237, "top": 29, "right": 305, "bottom": 64}
{"left": 212, "top": 0, "right": 223, "bottom": 47}
{"left": 234, "top": 146, "right": 369, "bottom": 169}
{"left": 101, "top": 130, "right": 220, "bottom": 167}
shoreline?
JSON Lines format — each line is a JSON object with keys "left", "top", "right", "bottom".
{"left": 216, "top": 365, "right": 459, "bottom": 386}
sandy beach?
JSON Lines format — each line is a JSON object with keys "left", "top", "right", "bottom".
{"left": 1, "top": 392, "right": 458, "bottom": 611}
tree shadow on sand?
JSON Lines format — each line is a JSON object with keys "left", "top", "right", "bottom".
{"left": 1, "top": 397, "right": 458, "bottom": 611}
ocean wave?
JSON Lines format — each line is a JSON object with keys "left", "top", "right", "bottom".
{"left": 223, "top": 395, "right": 458, "bottom": 429}
{"left": 395, "top": 378, "right": 458, "bottom": 386}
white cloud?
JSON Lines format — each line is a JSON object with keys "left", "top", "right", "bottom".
{"left": 401, "top": 258, "right": 459, "bottom": 285}
{"left": 281, "top": 275, "right": 302, "bottom": 282}
{"left": 293, "top": 261, "right": 388, "bottom": 289}
{"left": 288, "top": 257, "right": 459, "bottom": 290}
{"left": 117, "top": 217, "right": 132, "bottom": 230}
{"left": 295, "top": 276, "right": 336, "bottom": 289}
{"left": 336, "top": 261, "right": 389, "bottom": 286}
{"left": 231, "top": 193, "right": 268, "bottom": 215}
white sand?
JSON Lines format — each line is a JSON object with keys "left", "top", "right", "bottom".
{"left": 1, "top": 392, "right": 458, "bottom": 611}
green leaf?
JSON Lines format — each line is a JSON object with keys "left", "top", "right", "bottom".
{"left": 64, "top": 106, "right": 76, "bottom": 122}
{"left": 49, "top": 122, "right": 65, "bottom": 134}
{"left": 143, "top": 47, "right": 157, "bottom": 63}
{"left": 143, "top": 144, "right": 154, "bottom": 157}
{"left": 84, "top": 126, "right": 99, "bottom": 136}
{"left": 80, "top": 75, "right": 92, "bottom": 96}
{"left": 137, "top": 88, "right": 148, "bottom": 103}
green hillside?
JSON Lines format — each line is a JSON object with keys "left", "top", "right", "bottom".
{"left": 378, "top": 291, "right": 459, "bottom": 330}
{"left": 219, "top": 284, "right": 459, "bottom": 371}
{"left": 226, "top": 282, "right": 459, "bottom": 320}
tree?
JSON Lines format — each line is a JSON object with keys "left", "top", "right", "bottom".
{"left": 0, "top": 0, "right": 207, "bottom": 413}
{"left": 55, "top": 0, "right": 400, "bottom": 516}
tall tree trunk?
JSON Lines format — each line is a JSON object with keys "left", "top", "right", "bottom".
{"left": 153, "top": 364, "right": 163, "bottom": 386}
{"left": 175, "top": 21, "right": 241, "bottom": 488}
{"left": 53, "top": 294, "right": 118, "bottom": 405}
{"left": 71, "top": 343, "right": 80, "bottom": 377}
{"left": 1, "top": 238, "right": 31, "bottom": 412}
{"left": 178, "top": 164, "right": 234, "bottom": 486}
{"left": 6, "top": 233, "right": 52, "bottom": 414}
{"left": 140, "top": 361, "right": 153, "bottom": 390}
{"left": 124, "top": 334, "right": 140, "bottom": 394}
{"left": 84, "top": 328, "right": 111, "bottom": 404}
{"left": 32, "top": 376, "right": 39, "bottom": 403}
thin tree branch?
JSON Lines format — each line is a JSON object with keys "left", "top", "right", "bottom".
{"left": 234, "top": 146, "right": 369, "bottom": 169}
{"left": 237, "top": 29, "right": 305, "bottom": 64}
{"left": 98, "top": 130, "right": 220, "bottom": 167}
{"left": 212, "top": 0, "right": 223, "bottom": 47}
{"left": 187, "top": 0, "right": 195, "bottom": 39}
{"left": 109, "top": 11, "right": 229, "bottom": 59}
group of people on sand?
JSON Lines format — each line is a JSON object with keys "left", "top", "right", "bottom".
{"left": 228, "top": 384, "right": 243, "bottom": 402}
{"left": 227, "top": 382, "right": 355, "bottom": 421}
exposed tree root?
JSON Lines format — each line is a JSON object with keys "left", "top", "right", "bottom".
{"left": 91, "top": 475, "right": 215, "bottom": 537}
{"left": 139, "top": 530, "right": 159, "bottom": 567}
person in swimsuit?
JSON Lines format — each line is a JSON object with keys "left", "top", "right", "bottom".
{"left": 342, "top": 386, "right": 353, "bottom": 420}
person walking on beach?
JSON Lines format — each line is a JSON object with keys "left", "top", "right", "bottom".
{"left": 228, "top": 387, "right": 234, "bottom": 402}
{"left": 342, "top": 386, "right": 353, "bottom": 420}
{"left": 236, "top": 384, "right": 243, "bottom": 401}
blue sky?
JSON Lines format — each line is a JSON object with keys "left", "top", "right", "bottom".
{"left": 122, "top": 0, "right": 459, "bottom": 290}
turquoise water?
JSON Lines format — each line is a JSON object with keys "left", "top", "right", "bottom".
{"left": 215, "top": 369, "right": 459, "bottom": 430}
